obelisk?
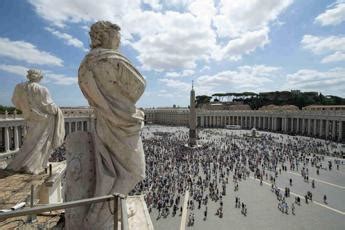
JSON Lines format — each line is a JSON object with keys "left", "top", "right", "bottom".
{"left": 189, "top": 81, "right": 197, "bottom": 146}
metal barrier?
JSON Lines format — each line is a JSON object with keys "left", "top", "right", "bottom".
{"left": 0, "top": 193, "right": 129, "bottom": 230}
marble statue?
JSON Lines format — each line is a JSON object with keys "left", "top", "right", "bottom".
{"left": 65, "top": 21, "right": 146, "bottom": 229}
{"left": 6, "top": 69, "right": 64, "bottom": 174}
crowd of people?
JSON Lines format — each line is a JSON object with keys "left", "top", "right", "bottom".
{"left": 130, "top": 126, "right": 344, "bottom": 226}
{"left": 43, "top": 124, "right": 343, "bottom": 226}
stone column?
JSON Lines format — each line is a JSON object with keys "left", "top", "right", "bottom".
{"left": 271, "top": 117, "right": 274, "bottom": 131}
{"left": 86, "top": 119, "right": 91, "bottom": 131}
{"left": 338, "top": 121, "right": 343, "bottom": 142}
{"left": 4, "top": 126, "right": 10, "bottom": 152}
{"left": 263, "top": 117, "right": 266, "bottom": 130}
{"left": 281, "top": 118, "right": 284, "bottom": 132}
{"left": 307, "top": 119, "right": 311, "bottom": 135}
{"left": 319, "top": 120, "right": 323, "bottom": 138}
{"left": 332, "top": 120, "right": 336, "bottom": 140}
{"left": 66, "top": 122, "right": 70, "bottom": 135}
{"left": 302, "top": 118, "right": 305, "bottom": 134}
{"left": 325, "top": 120, "right": 330, "bottom": 139}
{"left": 285, "top": 118, "right": 288, "bottom": 133}
{"left": 296, "top": 118, "right": 299, "bottom": 134}
{"left": 313, "top": 119, "right": 317, "bottom": 136}
{"left": 82, "top": 121, "right": 86, "bottom": 131}
{"left": 201, "top": 116, "right": 204, "bottom": 128}
{"left": 14, "top": 126, "right": 19, "bottom": 150}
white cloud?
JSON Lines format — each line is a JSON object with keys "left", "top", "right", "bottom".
{"left": 28, "top": 0, "right": 293, "bottom": 71}
{"left": 287, "top": 68, "right": 345, "bottom": 95}
{"left": 322, "top": 51, "right": 345, "bottom": 63}
{"left": 142, "top": 0, "right": 162, "bottom": 10}
{"left": 301, "top": 35, "right": 345, "bottom": 54}
{"left": 221, "top": 28, "right": 270, "bottom": 61}
{"left": 45, "top": 27, "right": 87, "bottom": 51}
{"left": 159, "top": 65, "right": 282, "bottom": 98}
{"left": 165, "top": 69, "right": 195, "bottom": 77}
{"left": 0, "top": 37, "right": 63, "bottom": 66}
{"left": 129, "top": 11, "right": 217, "bottom": 71}
{"left": 188, "top": 0, "right": 216, "bottom": 24}
{"left": 213, "top": 0, "right": 293, "bottom": 38}
{"left": 196, "top": 65, "right": 279, "bottom": 93}
{"left": 0, "top": 64, "right": 28, "bottom": 76}
{"left": 44, "top": 72, "right": 78, "bottom": 85}
{"left": 165, "top": 72, "right": 180, "bottom": 78}
{"left": 0, "top": 64, "right": 77, "bottom": 85}
{"left": 28, "top": 0, "right": 141, "bottom": 28}
{"left": 200, "top": 66, "right": 210, "bottom": 72}
{"left": 212, "top": 0, "right": 293, "bottom": 61}
{"left": 301, "top": 34, "right": 345, "bottom": 63}
{"left": 159, "top": 78, "right": 191, "bottom": 92}
{"left": 315, "top": 1, "right": 345, "bottom": 26}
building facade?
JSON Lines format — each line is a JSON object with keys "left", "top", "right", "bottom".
{"left": 145, "top": 108, "right": 345, "bottom": 143}
{"left": 2, "top": 105, "right": 345, "bottom": 158}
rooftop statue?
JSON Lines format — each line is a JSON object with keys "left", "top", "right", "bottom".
{"left": 6, "top": 69, "right": 64, "bottom": 174}
{"left": 65, "top": 21, "right": 146, "bottom": 229}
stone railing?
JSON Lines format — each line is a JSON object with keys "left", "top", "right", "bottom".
{"left": 0, "top": 112, "right": 94, "bottom": 158}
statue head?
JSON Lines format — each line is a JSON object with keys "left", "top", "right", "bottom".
{"left": 27, "top": 69, "right": 43, "bottom": 82}
{"left": 89, "top": 21, "right": 121, "bottom": 50}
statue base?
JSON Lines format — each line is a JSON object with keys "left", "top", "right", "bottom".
{"left": 64, "top": 131, "right": 154, "bottom": 229}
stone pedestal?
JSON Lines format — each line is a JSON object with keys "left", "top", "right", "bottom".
{"left": 64, "top": 131, "right": 154, "bottom": 229}
{"left": 64, "top": 131, "right": 95, "bottom": 229}
{"left": 39, "top": 162, "right": 66, "bottom": 204}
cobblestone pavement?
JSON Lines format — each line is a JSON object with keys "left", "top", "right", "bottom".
{"left": 146, "top": 126, "right": 345, "bottom": 230}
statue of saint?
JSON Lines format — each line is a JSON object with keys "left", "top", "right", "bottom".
{"left": 6, "top": 69, "right": 64, "bottom": 174}
{"left": 67, "top": 21, "right": 146, "bottom": 229}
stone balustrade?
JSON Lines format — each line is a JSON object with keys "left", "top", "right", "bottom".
{"left": 0, "top": 109, "right": 95, "bottom": 158}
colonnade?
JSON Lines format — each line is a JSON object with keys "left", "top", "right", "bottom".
{"left": 144, "top": 109, "right": 345, "bottom": 142}
{"left": 197, "top": 111, "right": 344, "bottom": 142}
{"left": 0, "top": 116, "right": 94, "bottom": 157}
{"left": 64, "top": 119, "right": 90, "bottom": 136}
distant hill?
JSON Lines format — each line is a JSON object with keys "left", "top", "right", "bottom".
{"left": 196, "top": 90, "right": 345, "bottom": 110}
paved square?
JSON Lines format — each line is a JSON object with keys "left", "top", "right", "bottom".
{"left": 133, "top": 126, "right": 345, "bottom": 230}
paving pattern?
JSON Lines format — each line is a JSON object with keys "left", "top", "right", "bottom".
{"left": 142, "top": 126, "right": 345, "bottom": 230}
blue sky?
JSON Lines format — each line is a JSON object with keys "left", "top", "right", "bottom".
{"left": 0, "top": 0, "right": 344, "bottom": 108}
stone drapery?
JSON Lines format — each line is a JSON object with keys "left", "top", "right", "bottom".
{"left": 7, "top": 82, "right": 64, "bottom": 174}
{"left": 78, "top": 47, "right": 146, "bottom": 228}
